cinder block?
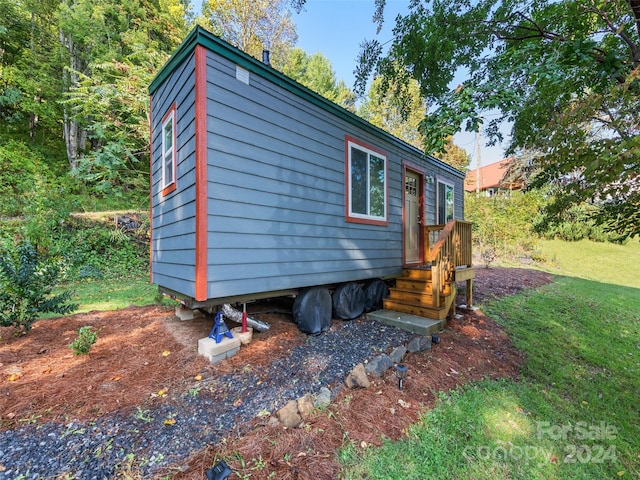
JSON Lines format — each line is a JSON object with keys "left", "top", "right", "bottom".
{"left": 198, "top": 336, "right": 241, "bottom": 364}
{"left": 175, "top": 305, "right": 204, "bottom": 321}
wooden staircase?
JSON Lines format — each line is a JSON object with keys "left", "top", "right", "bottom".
{"left": 368, "top": 220, "right": 475, "bottom": 335}
{"left": 384, "top": 267, "right": 456, "bottom": 321}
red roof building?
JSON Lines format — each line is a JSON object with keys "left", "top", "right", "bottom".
{"left": 464, "top": 158, "right": 522, "bottom": 195}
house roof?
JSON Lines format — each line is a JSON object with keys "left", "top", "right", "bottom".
{"left": 149, "top": 26, "right": 465, "bottom": 180}
{"left": 464, "top": 158, "right": 515, "bottom": 192}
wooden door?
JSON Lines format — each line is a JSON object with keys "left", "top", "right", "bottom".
{"left": 404, "top": 171, "right": 421, "bottom": 264}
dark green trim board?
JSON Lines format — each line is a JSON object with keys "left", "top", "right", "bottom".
{"left": 149, "top": 26, "right": 464, "bottom": 179}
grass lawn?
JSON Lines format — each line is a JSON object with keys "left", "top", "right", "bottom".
{"left": 341, "top": 239, "right": 640, "bottom": 479}
{"left": 62, "top": 274, "right": 172, "bottom": 313}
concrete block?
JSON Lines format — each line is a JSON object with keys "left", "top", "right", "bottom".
{"left": 198, "top": 336, "right": 241, "bottom": 364}
{"left": 175, "top": 305, "right": 204, "bottom": 321}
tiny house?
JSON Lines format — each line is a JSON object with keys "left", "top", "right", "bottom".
{"left": 148, "top": 27, "right": 472, "bottom": 325}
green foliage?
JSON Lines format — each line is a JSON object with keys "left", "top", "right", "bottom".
{"left": 534, "top": 203, "right": 629, "bottom": 244}
{"left": 282, "top": 48, "right": 356, "bottom": 109}
{"left": 0, "top": 141, "right": 42, "bottom": 217}
{"left": 69, "top": 325, "right": 99, "bottom": 355}
{"left": 465, "top": 190, "right": 545, "bottom": 262}
{"left": 0, "top": 240, "right": 78, "bottom": 333}
{"left": 357, "top": 0, "right": 640, "bottom": 238}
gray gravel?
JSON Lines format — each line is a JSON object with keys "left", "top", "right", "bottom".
{"left": 0, "top": 318, "right": 412, "bottom": 479}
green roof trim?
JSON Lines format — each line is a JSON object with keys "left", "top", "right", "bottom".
{"left": 149, "top": 26, "right": 464, "bottom": 178}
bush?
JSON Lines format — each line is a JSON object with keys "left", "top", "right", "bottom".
{"left": 465, "top": 190, "right": 544, "bottom": 262}
{"left": 69, "top": 326, "right": 99, "bottom": 355}
{"left": 0, "top": 240, "right": 78, "bottom": 333}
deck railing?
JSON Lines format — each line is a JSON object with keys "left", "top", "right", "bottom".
{"left": 424, "top": 220, "right": 473, "bottom": 308}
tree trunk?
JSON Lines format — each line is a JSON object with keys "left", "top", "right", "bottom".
{"left": 59, "top": 30, "right": 87, "bottom": 172}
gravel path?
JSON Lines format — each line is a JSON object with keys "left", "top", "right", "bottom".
{"left": 0, "top": 319, "right": 412, "bottom": 478}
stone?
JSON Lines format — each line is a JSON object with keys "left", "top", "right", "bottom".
{"left": 297, "top": 393, "right": 315, "bottom": 418}
{"left": 364, "top": 354, "right": 393, "bottom": 377}
{"left": 344, "top": 363, "right": 371, "bottom": 389}
{"left": 276, "top": 400, "right": 302, "bottom": 428}
{"left": 314, "top": 387, "right": 332, "bottom": 409}
{"left": 198, "top": 336, "right": 241, "bottom": 364}
{"left": 390, "top": 345, "right": 407, "bottom": 364}
{"left": 407, "top": 336, "right": 432, "bottom": 353}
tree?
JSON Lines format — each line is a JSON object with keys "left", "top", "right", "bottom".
{"left": 351, "top": 0, "right": 640, "bottom": 238}
{"left": 201, "top": 0, "right": 297, "bottom": 69}
{"left": 282, "top": 48, "right": 355, "bottom": 109}
{"left": 57, "top": 0, "right": 188, "bottom": 181}
{"left": 359, "top": 75, "right": 425, "bottom": 149}
{"left": 436, "top": 137, "right": 470, "bottom": 172}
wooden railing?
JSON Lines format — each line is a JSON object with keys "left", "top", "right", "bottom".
{"left": 424, "top": 220, "right": 473, "bottom": 308}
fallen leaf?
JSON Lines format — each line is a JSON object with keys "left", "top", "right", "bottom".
{"left": 233, "top": 398, "right": 243, "bottom": 407}
{"left": 161, "top": 350, "right": 171, "bottom": 357}
{"left": 112, "top": 375, "right": 122, "bottom": 381}
{"left": 8, "top": 373, "right": 21, "bottom": 382}
{"left": 360, "top": 441, "right": 368, "bottom": 448}
{"left": 163, "top": 418, "right": 176, "bottom": 425}
{"left": 158, "top": 388, "right": 168, "bottom": 397}
{"left": 617, "top": 472, "right": 625, "bottom": 477}
{"left": 194, "top": 374, "right": 202, "bottom": 381}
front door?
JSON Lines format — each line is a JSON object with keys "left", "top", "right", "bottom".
{"left": 404, "top": 170, "right": 421, "bottom": 264}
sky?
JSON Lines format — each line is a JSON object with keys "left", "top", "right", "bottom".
{"left": 192, "top": 0, "right": 507, "bottom": 167}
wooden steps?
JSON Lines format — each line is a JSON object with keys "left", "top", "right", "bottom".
{"left": 380, "top": 267, "right": 458, "bottom": 328}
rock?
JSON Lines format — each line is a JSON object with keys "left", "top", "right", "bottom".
{"left": 344, "top": 363, "right": 370, "bottom": 389}
{"left": 364, "top": 354, "right": 393, "bottom": 377}
{"left": 407, "top": 336, "right": 432, "bottom": 353}
{"left": 297, "top": 393, "right": 315, "bottom": 418}
{"left": 314, "top": 387, "right": 332, "bottom": 409}
{"left": 390, "top": 345, "right": 407, "bottom": 364}
{"left": 276, "top": 400, "right": 302, "bottom": 428}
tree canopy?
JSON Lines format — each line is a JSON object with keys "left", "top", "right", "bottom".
{"left": 353, "top": 0, "right": 640, "bottom": 238}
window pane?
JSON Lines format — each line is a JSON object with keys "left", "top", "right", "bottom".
{"left": 369, "top": 154, "right": 385, "bottom": 217}
{"left": 164, "top": 152, "right": 173, "bottom": 184}
{"left": 445, "top": 184, "right": 454, "bottom": 222}
{"left": 163, "top": 120, "right": 173, "bottom": 149}
{"left": 351, "top": 147, "right": 367, "bottom": 215}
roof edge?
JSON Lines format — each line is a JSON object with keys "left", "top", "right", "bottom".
{"left": 149, "top": 26, "right": 465, "bottom": 179}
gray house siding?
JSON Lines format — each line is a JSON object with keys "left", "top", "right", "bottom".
{"left": 149, "top": 27, "right": 466, "bottom": 305}
{"left": 150, "top": 52, "right": 197, "bottom": 298}
{"left": 203, "top": 50, "right": 402, "bottom": 299}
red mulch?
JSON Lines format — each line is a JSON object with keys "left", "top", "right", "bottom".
{"left": 0, "top": 267, "right": 553, "bottom": 478}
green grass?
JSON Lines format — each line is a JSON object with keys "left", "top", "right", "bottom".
{"left": 537, "top": 239, "right": 640, "bottom": 287}
{"left": 341, "top": 239, "right": 640, "bottom": 479}
{"left": 60, "top": 274, "right": 169, "bottom": 313}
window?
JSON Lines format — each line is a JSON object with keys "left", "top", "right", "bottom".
{"left": 346, "top": 136, "right": 387, "bottom": 225}
{"left": 437, "top": 180, "right": 455, "bottom": 224}
{"left": 161, "top": 105, "right": 177, "bottom": 196}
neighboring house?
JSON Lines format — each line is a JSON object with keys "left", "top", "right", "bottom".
{"left": 148, "top": 26, "right": 473, "bottom": 329}
{"left": 464, "top": 158, "right": 522, "bottom": 196}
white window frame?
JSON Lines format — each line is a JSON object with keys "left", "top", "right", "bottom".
{"left": 346, "top": 137, "right": 388, "bottom": 225}
{"left": 161, "top": 106, "right": 177, "bottom": 196}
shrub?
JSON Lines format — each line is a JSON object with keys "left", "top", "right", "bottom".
{"left": 0, "top": 240, "right": 78, "bottom": 333}
{"left": 69, "top": 326, "right": 99, "bottom": 355}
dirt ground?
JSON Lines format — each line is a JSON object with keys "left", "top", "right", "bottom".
{"left": 0, "top": 267, "right": 553, "bottom": 479}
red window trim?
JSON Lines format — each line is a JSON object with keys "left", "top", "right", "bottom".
{"left": 161, "top": 103, "right": 177, "bottom": 197}
{"left": 344, "top": 135, "right": 389, "bottom": 226}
